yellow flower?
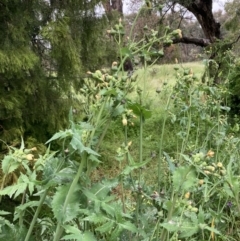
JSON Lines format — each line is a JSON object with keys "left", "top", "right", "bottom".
{"left": 198, "top": 179, "right": 204, "bottom": 185}
{"left": 31, "top": 147, "right": 37, "bottom": 151}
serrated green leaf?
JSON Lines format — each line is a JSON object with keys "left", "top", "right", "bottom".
{"left": 121, "top": 159, "right": 150, "bottom": 175}
{"left": 0, "top": 183, "right": 27, "bottom": 199}
{"left": 42, "top": 157, "right": 72, "bottom": 188}
{"left": 95, "top": 221, "right": 114, "bottom": 233}
{"left": 14, "top": 184, "right": 28, "bottom": 199}
{"left": 62, "top": 227, "right": 96, "bottom": 241}
{"left": 102, "top": 89, "right": 118, "bottom": 96}
{"left": 46, "top": 129, "right": 73, "bottom": 144}
{"left": 20, "top": 173, "right": 29, "bottom": 183}
{"left": 70, "top": 134, "right": 99, "bottom": 156}
{"left": 84, "top": 179, "right": 118, "bottom": 201}
{"left": 1, "top": 156, "right": 20, "bottom": 174}
{"left": 110, "top": 226, "right": 121, "bottom": 241}
{"left": 161, "top": 221, "right": 179, "bottom": 232}
{"left": 83, "top": 213, "right": 106, "bottom": 224}
{"left": 163, "top": 152, "right": 176, "bottom": 173}
{"left": 119, "top": 221, "right": 137, "bottom": 233}
{"left": 112, "top": 105, "right": 125, "bottom": 117}
{"left": 89, "top": 154, "right": 101, "bottom": 163}
{"left": 16, "top": 201, "right": 39, "bottom": 211}
{"left": 202, "top": 225, "right": 221, "bottom": 235}
{"left": 51, "top": 184, "right": 80, "bottom": 223}
{"left": 0, "top": 210, "right": 11, "bottom": 215}
{"left": 197, "top": 206, "right": 205, "bottom": 224}
{"left": 120, "top": 47, "right": 132, "bottom": 57}
{"left": 178, "top": 221, "right": 199, "bottom": 238}
{"left": 128, "top": 102, "right": 151, "bottom": 119}
{"left": 172, "top": 166, "right": 196, "bottom": 192}
{"left": 101, "top": 202, "right": 115, "bottom": 217}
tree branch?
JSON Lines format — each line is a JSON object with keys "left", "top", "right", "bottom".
{"left": 172, "top": 36, "right": 210, "bottom": 47}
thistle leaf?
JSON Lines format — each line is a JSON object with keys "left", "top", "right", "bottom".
{"left": 62, "top": 226, "right": 96, "bottom": 241}
{"left": 1, "top": 156, "right": 20, "bottom": 174}
{"left": 51, "top": 184, "right": 80, "bottom": 223}
{"left": 0, "top": 183, "right": 27, "bottom": 199}
{"left": 172, "top": 166, "right": 196, "bottom": 192}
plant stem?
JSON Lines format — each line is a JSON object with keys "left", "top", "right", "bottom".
{"left": 24, "top": 188, "right": 48, "bottom": 241}
{"left": 181, "top": 91, "right": 192, "bottom": 157}
{"left": 158, "top": 90, "right": 172, "bottom": 192}
{"left": 53, "top": 152, "right": 87, "bottom": 241}
{"left": 160, "top": 193, "right": 177, "bottom": 241}
{"left": 53, "top": 98, "right": 108, "bottom": 241}
{"left": 136, "top": 111, "right": 143, "bottom": 231}
{"left": 95, "top": 118, "right": 111, "bottom": 152}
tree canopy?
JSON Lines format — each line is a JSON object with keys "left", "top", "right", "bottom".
{"left": 0, "top": 0, "right": 117, "bottom": 148}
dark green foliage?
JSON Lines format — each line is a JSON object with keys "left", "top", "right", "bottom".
{"left": 0, "top": 0, "right": 117, "bottom": 148}
{"left": 228, "top": 59, "right": 240, "bottom": 116}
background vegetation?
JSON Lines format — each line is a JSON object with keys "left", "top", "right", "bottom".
{"left": 1, "top": 0, "right": 240, "bottom": 240}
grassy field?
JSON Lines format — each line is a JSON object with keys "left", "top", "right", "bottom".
{"left": 96, "top": 61, "right": 206, "bottom": 180}
{"left": 131, "top": 61, "right": 205, "bottom": 105}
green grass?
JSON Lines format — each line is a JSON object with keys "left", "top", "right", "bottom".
{"left": 99, "top": 61, "right": 205, "bottom": 181}
{"left": 135, "top": 61, "right": 204, "bottom": 88}
{"left": 130, "top": 62, "right": 205, "bottom": 106}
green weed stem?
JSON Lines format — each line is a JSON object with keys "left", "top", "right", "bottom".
{"left": 158, "top": 90, "right": 172, "bottom": 192}
{"left": 53, "top": 97, "right": 108, "bottom": 241}
{"left": 24, "top": 189, "right": 48, "bottom": 241}
{"left": 180, "top": 92, "right": 192, "bottom": 158}
{"left": 53, "top": 152, "right": 87, "bottom": 241}
{"left": 160, "top": 193, "right": 178, "bottom": 241}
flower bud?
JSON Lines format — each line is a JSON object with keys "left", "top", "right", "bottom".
{"left": 26, "top": 154, "right": 34, "bottom": 161}
{"left": 122, "top": 118, "right": 128, "bottom": 126}
{"left": 217, "top": 162, "right": 223, "bottom": 168}
{"left": 206, "top": 150, "right": 214, "bottom": 158}
{"left": 185, "top": 192, "right": 190, "bottom": 199}
{"left": 205, "top": 166, "right": 215, "bottom": 172}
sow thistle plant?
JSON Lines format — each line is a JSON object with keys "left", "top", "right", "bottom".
{"left": 1, "top": 5, "right": 240, "bottom": 241}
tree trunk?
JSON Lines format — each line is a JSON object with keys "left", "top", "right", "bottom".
{"left": 172, "top": 0, "right": 221, "bottom": 45}
{"left": 183, "top": 0, "right": 221, "bottom": 42}
{"left": 102, "top": 0, "right": 123, "bottom": 15}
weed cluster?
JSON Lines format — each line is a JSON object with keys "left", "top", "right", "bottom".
{"left": 1, "top": 9, "right": 240, "bottom": 241}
